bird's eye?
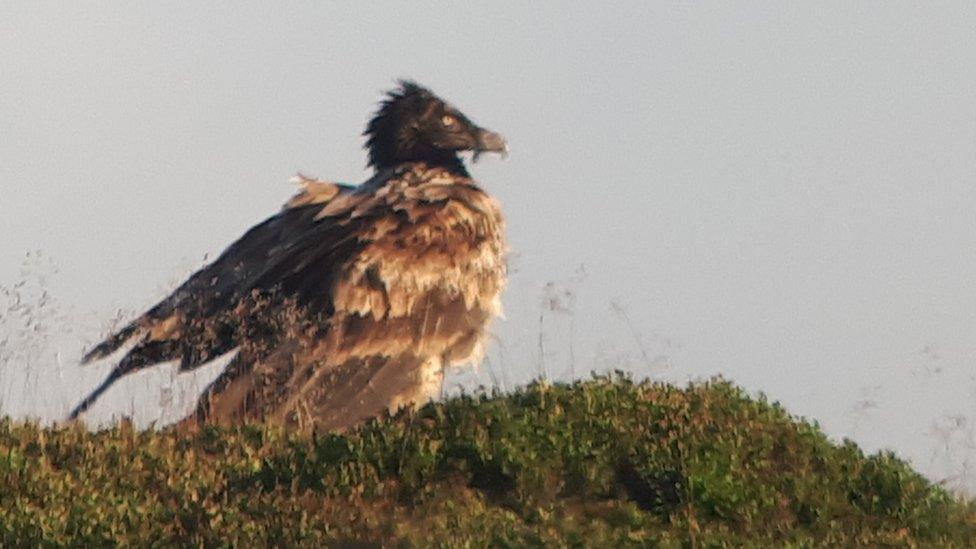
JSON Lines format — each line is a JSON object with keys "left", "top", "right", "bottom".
{"left": 441, "top": 115, "right": 458, "bottom": 128}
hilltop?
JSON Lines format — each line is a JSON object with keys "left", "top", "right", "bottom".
{"left": 1, "top": 376, "right": 973, "bottom": 546}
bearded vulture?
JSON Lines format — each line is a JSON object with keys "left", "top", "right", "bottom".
{"left": 69, "top": 81, "right": 508, "bottom": 430}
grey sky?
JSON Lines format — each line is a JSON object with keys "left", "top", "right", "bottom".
{"left": 2, "top": 3, "right": 976, "bottom": 493}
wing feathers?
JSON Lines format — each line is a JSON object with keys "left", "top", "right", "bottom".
{"left": 83, "top": 178, "right": 352, "bottom": 368}
{"left": 285, "top": 175, "right": 342, "bottom": 208}
{"left": 80, "top": 323, "right": 139, "bottom": 364}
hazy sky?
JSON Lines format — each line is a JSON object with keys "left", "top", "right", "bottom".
{"left": 2, "top": 3, "right": 975, "bottom": 493}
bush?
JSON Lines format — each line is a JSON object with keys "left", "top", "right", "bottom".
{"left": 0, "top": 375, "right": 972, "bottom": 545}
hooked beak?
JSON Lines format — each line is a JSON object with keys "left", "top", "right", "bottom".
{"left": 472, "top": 127, "right": 508, "bottom": 162}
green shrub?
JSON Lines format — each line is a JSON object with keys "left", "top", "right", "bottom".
{"left": 0, "top": 375, "right": 972, "bottom": 545}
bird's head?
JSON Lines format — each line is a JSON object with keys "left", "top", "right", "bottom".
{"left": 364, "top": 80, "right": 507, "bottom": 173}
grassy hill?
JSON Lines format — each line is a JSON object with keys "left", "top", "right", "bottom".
{"left": 1, "top": 375, "right": 973, "bottom": 546}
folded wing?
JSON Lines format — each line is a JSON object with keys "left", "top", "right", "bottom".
{"left": 69, "top": 176, "right": 363, "bottom": 419}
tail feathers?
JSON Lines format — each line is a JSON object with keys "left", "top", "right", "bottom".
{"left": 67, "top": 367, "right": 127, "bottom": 420}
{"left": 81, "top": 324, "right": 139, "bottom": 364}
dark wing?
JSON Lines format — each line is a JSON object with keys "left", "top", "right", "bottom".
{"left": 69, "top": 176, "right": 369, "bottom": 419}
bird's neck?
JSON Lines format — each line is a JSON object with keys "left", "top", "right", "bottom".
{"left": 381, "top": 153, "right": 470, "bottom": 178}
{"left": 425, "top": 153, "right": 470, "bottom": 177}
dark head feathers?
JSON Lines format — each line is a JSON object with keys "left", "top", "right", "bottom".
{"left": 364, "top": 80, "right": 507, "bottom": 173}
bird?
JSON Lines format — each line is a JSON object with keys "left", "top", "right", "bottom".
{"left": 69, "top": 81, "right": 508, "bottom": 431}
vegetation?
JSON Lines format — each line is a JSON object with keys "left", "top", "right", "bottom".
{"left": 0, "top": 375, "right": 973, "bottom": 546}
